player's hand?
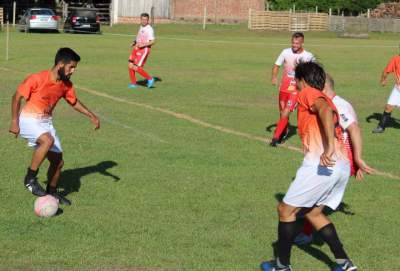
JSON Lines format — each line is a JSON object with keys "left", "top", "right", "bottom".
{"left": 271, "top": 77, "right": 278, "bottom": 86}
{"left": 320, "top": 151, "right": 335, "bottom": 167}
{"left": 9, "top": 120, "right": 20, "bottom": 138}
{"left": 355, "top": 159, "right": 374, "bottom": 181}
{"left": 130, "top": 41, "right": 137, "bottom": 47}
{"left": 90, "top": 115, "right": 100, "bottom": 130}
{"left": 380, "top": 78, "right": 387, "bottom": 86}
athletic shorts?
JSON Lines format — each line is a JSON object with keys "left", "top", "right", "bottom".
{"left": 283, "top": 159, "right": 350, "bottom": 210}
{"left": 19, "top": 116, "right": 62, "bottom": 153}
{"left": 387, "top": 85, "right": 400, "bottom": 107}
{"left": 279, "top": 91, "right": 298, "bottom": 112}
{"left": 128, "top": 47, "right": 151, "bottom": 67}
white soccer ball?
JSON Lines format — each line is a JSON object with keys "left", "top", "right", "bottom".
{"left": 34, "top": 195, "right": 59, "bottom": 217}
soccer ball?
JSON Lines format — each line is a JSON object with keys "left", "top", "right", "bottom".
{"left": 34, "top": 195, "right": 59, "bottom": 217}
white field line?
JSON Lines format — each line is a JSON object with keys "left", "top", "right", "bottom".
{"left": 100, "top": 32, "right": 399, "bottom": 49}
{"left": 94, "top": 112, "right": 168, "bottom": 144}
{"left": 5, "top": 24, "right": 399, "bottom": 48}
{"left": 1, "top": 69, "right": 399, "bottom": 181}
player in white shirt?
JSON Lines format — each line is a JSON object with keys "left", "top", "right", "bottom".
{"left": 128, "top": 13, "right": 156, "bottom": 89}
{"left": 270, "top": 32, "right": 315, "bottom": 146}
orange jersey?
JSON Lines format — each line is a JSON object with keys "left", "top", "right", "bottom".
{"left": 297, "top": 86, "right": 347, "bottom": 163}
{"left": 384, "top": 55, "right": 400, "bottom": 78}
{"left": 17, "top": 70, "right": 77, "bottom": 119}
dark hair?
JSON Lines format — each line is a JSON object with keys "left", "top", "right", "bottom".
{"left": 295, "top": 61, "right": 326, "bottom": 91}
{"left": 325, "top": 73, "right": 335, "bottom": 89}
{"left": 292, "top": 32, "right": 304, "bottom": 39}
{"left": 140, "top": 13, "right": 150, "bottom": 18}
{"left": 54, "top": 48, "right": 81, "bottom": 66}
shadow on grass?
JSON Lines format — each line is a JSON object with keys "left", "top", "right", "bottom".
{"left": 137, "top": 76, "right": 162, "bottom": 88}
{"left": 366, "top": 112, "right": 400, "bottom": 130}
{"left": 58, "top": 160, "right": 120, "bottom": 196}
{"left": 265, "top": 123, "right": 297, "bottom": 142}
{"left": 271, "top": 192, "right": 355, "bottom": 269}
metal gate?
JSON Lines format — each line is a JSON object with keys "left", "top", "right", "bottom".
{"left": 117, "top": 0, "right": 170, "bottom": 18}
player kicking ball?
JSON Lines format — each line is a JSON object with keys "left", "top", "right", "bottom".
{"left": 372, "top": 53, "right": 400, "bottom": 133}
{"left": 261, "top": 62, "right": 357, "bottom": 271}
{"left": 9, "top": 48, "right": 100, "bottom": 205}
{"left": 128, "top": 13, "right": 155, "bottom": 89}
{"left": 294, "top": 74, "right": 374, "bottom": 246}
{"left": 269, "top": 32, "right": 315, "bottom": 146}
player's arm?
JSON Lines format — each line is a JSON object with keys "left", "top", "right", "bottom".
{"left": 380, "top": 70, "right": 389, "bottom": 86}
{"left": 312, "top": 97, "right": 336, "bottom": 167}
{"left": 9, "top": 91, "right": 24, "bottom": 137}
{"left": 71, "top": 100, "right": 100, "bottom": 130}
{"left": 271, "top": 65, "right": 280, "bottom": 86}
{"left": 346, "top": 123, "right": 374, "bottom": 180}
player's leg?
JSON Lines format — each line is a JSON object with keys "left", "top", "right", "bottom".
{"left": 24, "top": 132, "right": 55, "bottom": 196}
{"left": 306, "top": 206, "right": 357, "bottom": 271}
{"left": 271, "top": 109, "right": 290, "bottom": 146}
{"left": 373, "top": 104, "right": 394, "bottom": 133}
{"left": 136, "top": 48, "right": 154, "bottom": 88}
{"left": 373, "top": 85, "right": 400, "bottom": 133}
{"left": 261, "top": 203, "right": 301, "bottom": 271}
{"left": 128, "top": 62, "right": 137, "bottom": 88}
{"left": 46, "top": 151, "right": 71, "bottom": 205}
{"left": 271, "top": 92, "right": 297, "bottom": 146}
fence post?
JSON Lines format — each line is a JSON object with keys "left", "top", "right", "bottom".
{"left": 6, "top": 21, "right": 9, "bottom": 61}
{"left": 248, "top": 8, "right": 251, "bottom": 29}
{"left": 367, "top": 9, "right": 370, "bottom": 18}
{"left": 151, "top": 6, "right": 155, "bottom": 25}
{"left": 315, "top": 6, "right": 318, "bottom": 14}
{"left": 293, "top": 4, "right": 295, "bottom": 13}
{"left": 266, "top": 1, "right": 269, "bottom": 11}
{"left": 203, "top": 5, "right": 207, "bottom": 30}
{"left": 12, "top": 1, "right": 16, "bottom": 27}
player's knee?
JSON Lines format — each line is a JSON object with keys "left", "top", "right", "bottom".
{"left": 38, "top": 133, "right": 54, "bottom": 147}
{"left": 385, "top": 104, "right": 394, "bottom": 112}
{"left": 277, "top": 202, "right": 290, "bottom": 218}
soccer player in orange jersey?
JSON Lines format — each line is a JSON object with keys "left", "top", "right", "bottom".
{"left": 372, "top": 54, "right": 400, "bottom": 133}
{"left": 270, "top": 32, "right": 315, "bottom": 147}
{"left": 295, "top": 74, "right": 374, "bottom": 246}
{"left": 261, "top": 62, "right": 357, "bottom": 271}
{"left": 9, "top": 48, "right": 100, "bottom": 205}
{"left": 128, "top": 13, "right": 155, "bottom": 89}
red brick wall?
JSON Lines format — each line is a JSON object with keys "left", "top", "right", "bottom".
{"left": 171, "top": 0, "right": 264, "bottom": 22}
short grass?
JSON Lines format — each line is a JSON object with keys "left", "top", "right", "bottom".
{"left": 0, "top": 24, "right": 399, "bottom": 271}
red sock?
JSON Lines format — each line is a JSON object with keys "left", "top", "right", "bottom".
{"left": 273, "top": 117, "right": 289, "bottom": 140}
{"left": 129, "top": 68, "right": 137, "bottom": 84}
{"left": 137, "top": 67, "right": 152, "bottom": 80}
{"left": 302, "top": 220, "right": 313, "bottom": 236}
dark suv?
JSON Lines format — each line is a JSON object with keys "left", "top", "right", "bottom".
{"left": 64, "top": 9, "right": 100, "bottom": 33}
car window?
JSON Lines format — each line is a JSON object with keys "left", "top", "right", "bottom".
{"left": 31, "top": 9, "right": 55, "bottom": 16}
{"left": 73, "top": 10, "right": 97, "bottom": 18}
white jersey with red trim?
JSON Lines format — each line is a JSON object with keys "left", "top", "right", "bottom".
{"left": 275, "top": 48, "right": 315, "bottom": 93}
{"left": 136, "top": 24, "right": 155, "bottom": 44}
{"left": 332, "top": 95, "right": 358, "bottom": 175}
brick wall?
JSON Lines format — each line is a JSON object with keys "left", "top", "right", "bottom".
{"left": 171, "top": 0, "right": 264, "bottom": 23}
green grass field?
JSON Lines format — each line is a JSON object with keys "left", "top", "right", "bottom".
{"left": 0, "top": 24, "right": 399, "bottom": 271}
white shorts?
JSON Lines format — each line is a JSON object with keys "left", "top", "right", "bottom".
{"left": 283, "top": 159, "right": 350, "bottom": 210}
{"left": 19, "top": 116, "right": 63, "bottom": 153}
{"left": 387, "top": 85, "right": 400, "bottom": 107}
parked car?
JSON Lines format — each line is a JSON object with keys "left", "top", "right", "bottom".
{"left": 63, "top": 9, "right": 101, "bottom": 34}
{"left": 19, "top": 8, "right": 59, "bottom": 32}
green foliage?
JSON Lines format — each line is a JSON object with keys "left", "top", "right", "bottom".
{"left": 267, "top": 0, "right": 384, "bottom": 14}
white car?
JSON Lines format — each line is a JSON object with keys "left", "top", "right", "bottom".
{"left": 19, "top": 8, "right": 59, "bottom": 32}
